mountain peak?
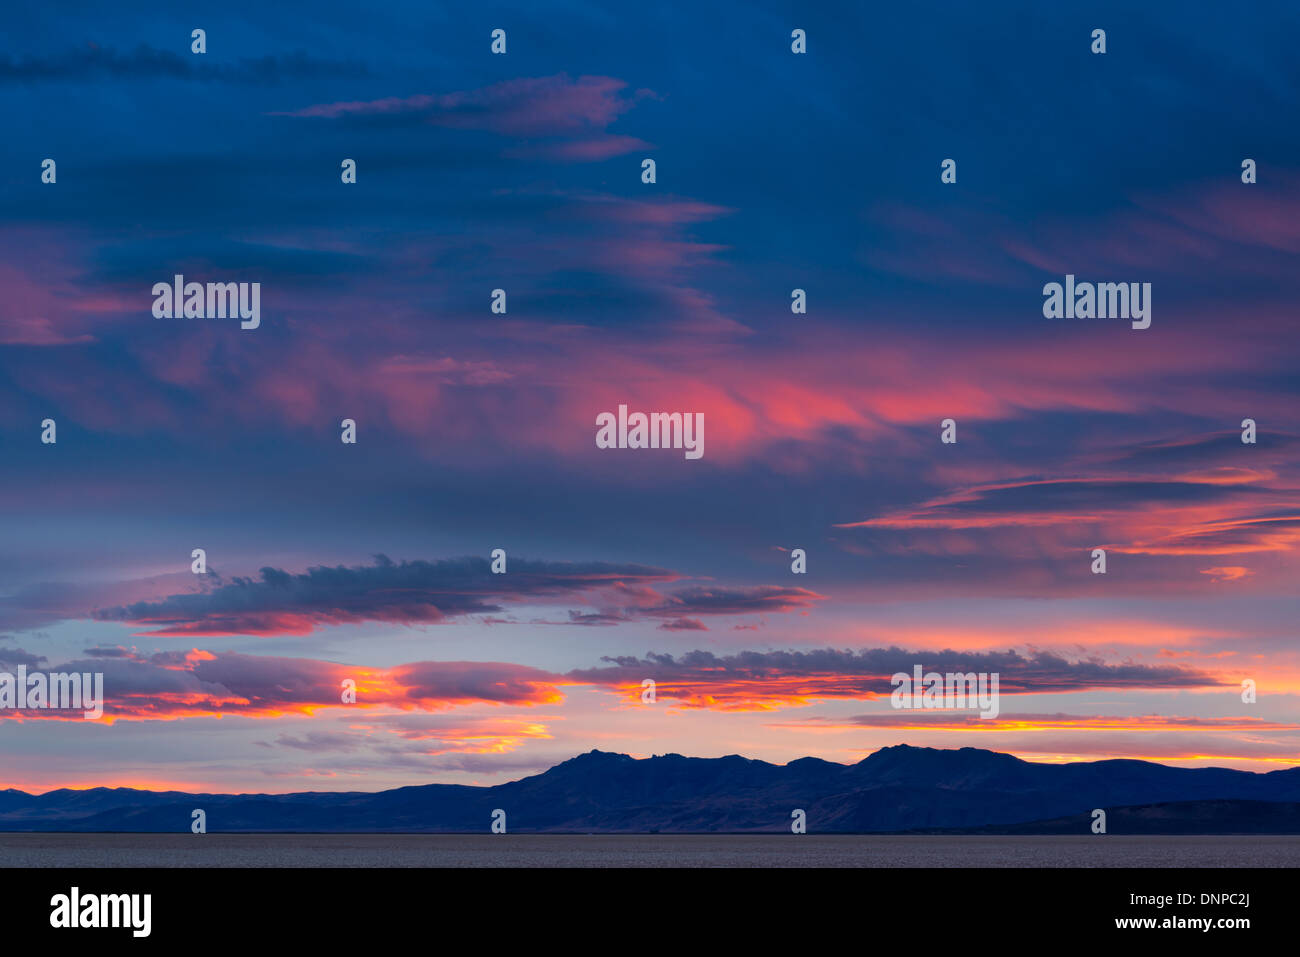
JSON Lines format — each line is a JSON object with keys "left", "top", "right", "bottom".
{"left": 862, "top": 743, "right": 1023, "bottom": 763}
{"left": 552, "top": 749, "right": 637, "bottom": 769}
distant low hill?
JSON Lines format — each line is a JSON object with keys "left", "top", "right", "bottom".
{"left": 3, "top": 745, "right": 1299, "bottom": 833}
{"left": 919, "top": 798, "right": 1300, "bottom": 835}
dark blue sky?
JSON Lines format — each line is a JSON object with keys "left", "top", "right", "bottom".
{"left": 1, "top": 1, "right": 1297, "bottom": 791}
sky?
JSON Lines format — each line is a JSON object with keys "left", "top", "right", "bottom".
{"left": 1, "top": 0, "right": 1298, "bottom": 793}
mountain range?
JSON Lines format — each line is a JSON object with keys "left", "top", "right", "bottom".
{"left": 3, "top": 745, "right": 1299, "bottom": 833}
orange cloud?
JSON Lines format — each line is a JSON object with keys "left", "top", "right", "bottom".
{"left": 0, "top": 652, "right": 569, "bottom": 724}
{"left": 1200, "top": 565, "right": 1253, "bottom": 582}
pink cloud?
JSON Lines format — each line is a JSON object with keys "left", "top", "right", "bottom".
{"left": 507, "top": 134, "right": 651, "bottom": 162}
{"left": 273, "top": 74, "right": 653, "bottom": 138}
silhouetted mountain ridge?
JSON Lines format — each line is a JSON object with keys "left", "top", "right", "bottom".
{"left": 3, "top": 745, "right": 1298, "bottom": 833}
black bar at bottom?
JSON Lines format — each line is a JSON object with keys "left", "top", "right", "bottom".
{"left": 3, "top": 865, "right": 1279, "bottom": 943}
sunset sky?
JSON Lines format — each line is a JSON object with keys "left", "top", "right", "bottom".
{"left": 2, "top": 0, "right": 1298, "bottom": 793}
